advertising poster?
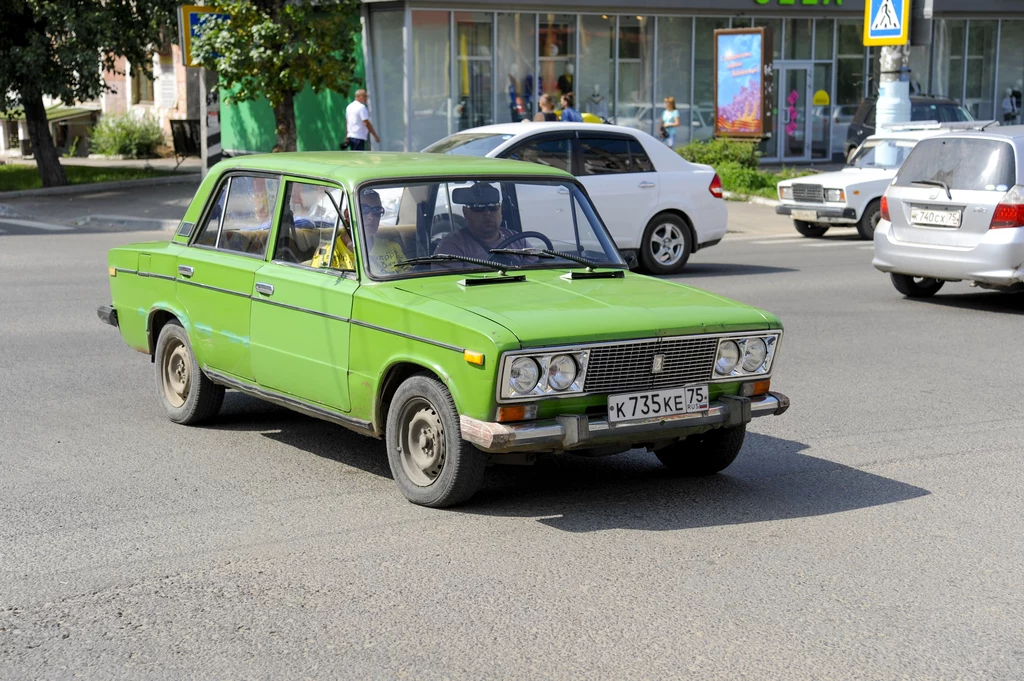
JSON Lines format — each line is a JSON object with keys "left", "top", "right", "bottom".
{"left": 714, "top": 28, "right": 772, "bottom": 139}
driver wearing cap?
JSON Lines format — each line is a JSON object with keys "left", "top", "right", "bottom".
{"left": 433, "top": 182, "right": 530, "bottom": 263}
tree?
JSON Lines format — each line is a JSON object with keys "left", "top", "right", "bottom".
{"left": 190, "top": 0, "right": 362, "bottom": 153}
{"left": 0, "top": 0, "right": 178, "bottom": 187}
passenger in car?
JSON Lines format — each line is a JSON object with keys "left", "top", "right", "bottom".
{"left": 357, "top": 189, "right": 407, "bottom": 275}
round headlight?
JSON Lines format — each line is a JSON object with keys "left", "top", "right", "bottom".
{"left": 715, "top": 340, "right": 741, "bottom": 375}
{"left": 546, "top": 354, "right": 577, "bottom": 391}
{"left": 742, "top": 337, "right": 768, "bottom": 372}
{"left": 509, "top": 357, "right": 540, "bottom": 394}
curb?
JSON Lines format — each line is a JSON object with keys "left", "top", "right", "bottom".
{"left": 74, "top": 214, "right": 181, "bottom": 231}
{"left": 0, "top": 173, "right": 200, "bottom": 199}
{"left": 723, "top": 191, "right": 780, "bottom": 207}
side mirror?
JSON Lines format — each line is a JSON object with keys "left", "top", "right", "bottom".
{"left": 622, "top": 251, "right": 640, "bottom": 271}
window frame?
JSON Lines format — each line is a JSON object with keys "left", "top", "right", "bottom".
{"left": 576, "top": 132, "right": 656, "bottom": 176}
{"left": 188, "top": 170, "right": 284, "bottom": 261}
{"left": 271, "top": 177, "right": 356, "bottom": 278}
{"left": 501, "top": 131, "right": 579, "bottom": 175}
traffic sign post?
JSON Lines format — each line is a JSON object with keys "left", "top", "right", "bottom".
{"left": 178, "top": 5, "right": 228, "bottom": 177}
{"left": 864, "top": 0, "right": 911, "bottom": 47}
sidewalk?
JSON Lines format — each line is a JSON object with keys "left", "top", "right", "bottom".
{"left": 3, "top": 155, "right": 202, "bottom": 173}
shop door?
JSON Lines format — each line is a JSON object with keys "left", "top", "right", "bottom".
{"left": 779, "top": 66, "right": 812, "bottom": 162}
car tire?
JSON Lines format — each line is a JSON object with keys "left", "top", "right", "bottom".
{"left": 655, "top": 424, "right": 746, "bottom": 476}
{"left": 890, "top": 273, "right": 944, "bottom": 298}
{"left": 794, "top": 220, "right": 829, "bottom": 238}
{"left": 154, "top": 320, "right": 225, "bottom": 425}
{"left": 639, "top": 213, "right": 693, "bottom": 275}
{"left": 857, "top": 199, "right": 881, "bottom": 240}
{"left": 385, "top": 373, "right": 487, "bottom": 508}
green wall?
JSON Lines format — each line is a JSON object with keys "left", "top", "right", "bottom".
{"left": 220, "top": 33, "right": 365, "bottom": 154}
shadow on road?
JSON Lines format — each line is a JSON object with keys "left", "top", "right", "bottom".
{"left": 908, "top": 290, "right": 1024, "bottom": 315}
{"left": 211, "top": 393, "right": 929, "bottom": 531}
{"left": 669, "top": 262, "right": 798, "bottom": 278}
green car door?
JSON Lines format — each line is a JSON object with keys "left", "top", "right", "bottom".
{"left": 249, "top": 178, "right": 357, "bottom": 412}
{"left": 176, "top": 172, "right": 281, "bottom": 380}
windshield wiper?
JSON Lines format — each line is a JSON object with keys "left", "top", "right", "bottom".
{"left": 395, "top": 253, "right": 522, "bottom": 274}
{"left": 489, "top": 247, "right": 603, "bottom": 270}
{"left": 911, "top": 179, "right": 952, "bottom": 200}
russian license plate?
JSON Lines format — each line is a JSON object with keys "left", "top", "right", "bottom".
{"left": 792, "top": 209, "right": 818, "bottom": 221}
{"left": 607, "top": 385, "right": 710, "bottom": 424}
{"left": 910, "top": 207, "right": 962, "bottom": 228}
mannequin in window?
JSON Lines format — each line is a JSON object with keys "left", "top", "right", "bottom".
{"left": 558, "top": 63, "right": 574, "bottom": 98}
{"left": 587, "top": 84, "right": 608, "bottom": 120}
{"left": 1002, "top": 87, "right": 1018, "bottom": 124}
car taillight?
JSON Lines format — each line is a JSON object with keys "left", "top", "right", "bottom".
{"left": 709, "top": 174, "right": 723, "bottom": 199}
{"left": 990, "top": 185, "right": 1024, "bottom": 229}
{"left": 880, "top": 194, "right": 890, "bottom": 222}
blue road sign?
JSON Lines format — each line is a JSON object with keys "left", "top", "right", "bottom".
{"left": 864, "top": 0, "right": 910, "bottom": 46}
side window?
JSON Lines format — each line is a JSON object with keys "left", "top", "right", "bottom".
{"left": 193, "top": 184, "right": 227, "bottom": 247}
{"left": 506, "top": 136, "right": 574, "bottom": 173}
{"left": 579, "top": 136, "right": 631, "bottom": 175}
{"left": 628, "top": 139, "right": 655, "bottom": 172}
{"left": 218, "top": 175, "right": 280, "bottom": 257}
{"left": 275, "top": 182, "right": 352, "bottom": 270}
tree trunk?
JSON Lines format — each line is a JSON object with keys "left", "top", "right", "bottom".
{"left": 272, "top": 92, "right": 297, "bottom": 152}
{"left": 23, "top": 89, "right": 67, "bottom": 187}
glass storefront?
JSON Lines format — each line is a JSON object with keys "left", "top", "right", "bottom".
{"left": 368, "top": 7, "right": 1024, "bottom": 162}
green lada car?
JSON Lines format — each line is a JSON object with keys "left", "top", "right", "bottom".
{"left": 98, "top": 152, "right": 789, "bottom": 507}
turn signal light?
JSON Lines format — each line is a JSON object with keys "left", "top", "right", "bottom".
{"left": 464, "top": 350, "right": 485, "bottom": 366}
{"left": 880, "top": 195, "right": 890, "bottom": 222}
{"left": 497, "top": 404, "right": 538, "bottom": 423}
{"left": 108, "top": 267, "right": 117, "bottom": 277}
{"left": 990, "top": 186, "right": 1024, "bottom": 229}
{"left": 740, "top": 379, "right": 771, "bottom": 397}
{"left": 709, "top": 174, "right": 723, "bottom": 199}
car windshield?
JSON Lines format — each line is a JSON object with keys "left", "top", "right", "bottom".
{"left": 423, "top": 133, "right": 514, "bottom": 156}
{"left": 850, "top": 139, "right": 918, "bottom": 169}
{"left": 357, "top": 178, "right": 626, "bottom": 279}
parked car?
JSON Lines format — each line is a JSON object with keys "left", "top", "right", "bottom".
{"left": 97, "top": 152, "right": 789, "bottom": 508}
{"left": 830, "top": 104, "right": 857, "bottom": 156}
{"left": 777, "top": 123, "right": 956, "bottom": 240}
{"left": 423, "top": 122, "right": 727, "bottom": 275}
{"left": 845, "top": 96, "right": 973, "bottom": 162}
{"left": 873, "top": 126, "right": 1024, "bottom": 297}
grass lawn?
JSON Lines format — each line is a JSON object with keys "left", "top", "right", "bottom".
{"left": 0, "top": 164, "right": 179, "bottom": 192}
{"left": 721, "top": 167, "right": 817, "bottom": 200}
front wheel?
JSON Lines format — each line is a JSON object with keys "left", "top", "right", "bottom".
{"left": 640, "top": 213, "right": 692, "bottom": 275}
{"left": 857, "top": 199, "right": 881, "bottom": 240}
{"left": 655, "top": 424, "right": 746, "bottom": 476}
{"left": 385, "top": 374, "right": 487, "bottom": 508}
{"left": 154, "top": 320, "right": 224, "bottom": 425}
{"left": 794, "top": 220, "right": 829, "bottom": 238}
{"left": 891, "top": 273, "right": 944, "bottom": 298}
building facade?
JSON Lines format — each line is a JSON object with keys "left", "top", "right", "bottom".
{"left": 363, "top": 0, "right": 1024, "bottom": 162}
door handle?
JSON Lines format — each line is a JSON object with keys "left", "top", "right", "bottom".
{"left": 178, "top": 265, "right": 194, "bottom": 278}
{"left": 638, "top": 181, "right": 656, "bottom": 189}
{"left": 255, "top": 282, "right": 274, "bottom": 296}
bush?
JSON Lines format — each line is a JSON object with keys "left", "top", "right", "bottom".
{"left": 678, "top": 137, "right": 761, "bottom": 170}
{"left": 90, "top": 113, "right": 165, "bottom": 158}
{"left": 716, "top": 161, "right": 775, "bottom": 194}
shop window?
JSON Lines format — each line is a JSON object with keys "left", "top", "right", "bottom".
{"left": 996, "top": 21, "right": 1024, "bottom": 125}
{"left": 539, "top": 14, "right": 576, "bottom": 102}
{"left": 966, "top": 21, "right": 997, "bottom": 119}
{"left": 934, "top": 20, "right": 966, "bottom": 102}
{"left": 785, "top": 19, "right": 812, "bottom": 61}
{"left": 655, "top": 17, "right": 694, "bottom": 145}
{"left": 836, "top": 19, "right": 865, "bottom": 106}
{"left": 410, "top": 11, "right": 451, "bottom": 152}
{"left": 455, "top": 12, "right": 493, "bottom": 131}
{"left": 371, "top": 11, "right": 406, "bottom": 151}
{"left": 579, "top": 14, "right": 615, "bottom": 123}
{"left": 497, "top": 13, "right": 537, "bottom": 123}
{"left": 693, "top": 18, "right": 729, "bottom": 117}
{"left": 616, "top": 16, "right": 654, "bottom": 135}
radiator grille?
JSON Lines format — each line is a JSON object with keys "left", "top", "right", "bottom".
{"left": 583, "top": 337, "right": 719, "bottom": 394}
{"left": 791, "top": 184, "right": 824, "bottom": 203}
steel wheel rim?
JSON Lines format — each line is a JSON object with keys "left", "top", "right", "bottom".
{"left": 397, "top": 397, "right": 446, "bottom": 487}
{"left": 650, "top": 223, "right": 686, "bottom": 266}
{"left": 161, "top": 340, "right": 191, "bottom": 408}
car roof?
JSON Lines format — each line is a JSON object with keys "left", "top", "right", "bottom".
{"left": 920, "top": 125, "right": 1024, "bottom": 142}
{"left": 440, "top": 122, "right": 650, "bottom": 138}
{"left": 214, "top": 151, "right": 573, "bottom": 188}
{"left": 865, "top": 129, "right": 953, "bottom": 142}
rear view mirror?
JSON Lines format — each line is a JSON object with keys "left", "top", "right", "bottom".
{"left": 623, "top": 251, "right": 640, "bottom": 270}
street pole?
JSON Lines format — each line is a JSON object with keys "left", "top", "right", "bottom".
{"left": 874, "top": 45, "right": 910, "bottom": 165}
{"left": 199, "top": 68, "right": 222, "bottom": 179}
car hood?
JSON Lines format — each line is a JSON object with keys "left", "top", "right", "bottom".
{"left": 784, "top": 167, "right": 896, "bottom": 188}
{"left": 395, "top": 270, "right": 775, "bottom": 347}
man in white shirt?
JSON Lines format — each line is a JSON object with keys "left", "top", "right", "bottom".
{"left": 345, "top": 89, "right": 380, "bottom": 151}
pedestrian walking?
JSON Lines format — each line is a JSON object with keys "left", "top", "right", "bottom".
{"left": 560, "top": 93, "right": 583, "bottom": 123}
{"left": 661, "top": 96, "right": 680, "bottom": 148}
{"left": 345, "top": 89, "right": 380, "bottom": 151}
{"left": 533, "top": 94, "right": 558, "bottom": 122}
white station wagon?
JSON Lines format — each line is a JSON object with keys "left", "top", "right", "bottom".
{"left": 425, "top": 122, "right": 727, "bottom": 274}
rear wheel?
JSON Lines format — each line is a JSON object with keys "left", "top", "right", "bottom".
{"left": 857, "top": 199, "right": 881, "bottom": 240}
{"left": 640, "top": 213, "right": 692, "bottom": 275}
{"left": 655, "top": 424, "right": 746, "bottom": 476}
{"left": 891, "top": 273, "right": 944, "bottom": 298}
{"left": 154, "top": 320, "right": 224, "bottom": 425}
{"left": 794, "top": 220, "right": 829, "bottom": 238}
{"left": 385, "top": 374, "right": 487, "bottom": 508}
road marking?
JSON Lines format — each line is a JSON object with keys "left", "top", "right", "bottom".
{"left": 0, "top": 218, "right": 73, "bottom": 232}
{"left": 727, "top": 233, "right": 804, "bottom": 242}
{"left": 802, "top": 241, "right": 863, "bottom": 247}
{"left": 858, "top": 245, "right": 874, "bottom": 250}
{"left": 746, "top": 237, "right": 815, "bottom": 245}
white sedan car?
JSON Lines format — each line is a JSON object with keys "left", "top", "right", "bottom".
{"left": 424, "top": 122, "right": 727, "bottom": 274}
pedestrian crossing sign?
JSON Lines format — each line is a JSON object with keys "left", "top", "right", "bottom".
{"left": 864, "top": 0, "right": 910, "bottom": 46}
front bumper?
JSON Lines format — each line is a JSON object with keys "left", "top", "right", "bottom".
{"left": 776, "top": 204, "right": 858, "bottom": 224}
{"left": 460, "top": 392, "right": 789, "bottom": 454}
{"left": 97, "top": 305, "right": 118, "bottom": 328}
{"left": 872, "top": 220, "right": 1024, "bottom": 287}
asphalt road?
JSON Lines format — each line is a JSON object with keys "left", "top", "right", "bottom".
{"left": 2, "top": 219, "right": 1023, "bottom": 680}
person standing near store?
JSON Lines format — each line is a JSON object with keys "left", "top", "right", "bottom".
{"left": 534, "top": 94, "right": 558, "bottom": 122}
{"left": 661, "top": 96, "right": 681, "bottom": 148}
{"left": 345, "top": 89, "right": 380, "bottom": 151}
{"left": 560, "top": 93, "right": 583, "bottom": 122}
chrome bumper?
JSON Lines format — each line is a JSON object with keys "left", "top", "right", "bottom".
{"left": 460, "top": 392, "right": 790, "bottom": 454}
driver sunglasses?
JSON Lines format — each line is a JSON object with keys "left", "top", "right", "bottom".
{"left": 468, "top": 203, "right": 500, "bottom": 213}
{"left": 361, "top": 204, "right": 386, "bottom": 217}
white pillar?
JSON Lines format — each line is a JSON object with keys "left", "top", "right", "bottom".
{"left": 875, "top": 45, "right": 911, "bottom": 166}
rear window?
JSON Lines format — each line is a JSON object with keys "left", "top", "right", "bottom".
{"left": 911, "top": 102, "right": 973, "bottom": 123}
{"left": 894, "top": 138, "right": 1016, "bottom": 191}
{"left": 424, "top": 133, "right": 513, "bottom": 156}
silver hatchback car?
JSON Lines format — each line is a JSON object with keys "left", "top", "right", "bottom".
{"left": 873, "top": 126, "right": 1024, "bottom": 297}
